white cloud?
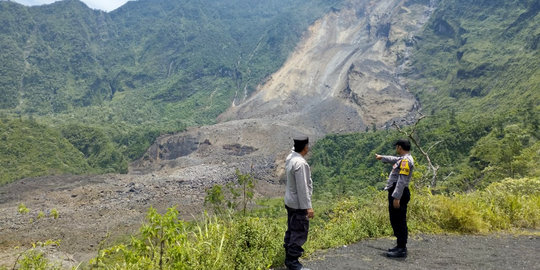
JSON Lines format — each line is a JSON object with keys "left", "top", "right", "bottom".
{"left": 10, "top": 0, "right": 131, "bottom": 12}
{"left": 11, "top": 0, "right": 57, "bottom": 5}
{"left": 81, "top": 0, "right": 129, "bottom": 11}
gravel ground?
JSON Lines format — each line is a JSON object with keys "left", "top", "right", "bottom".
{"left": 287, "top": 233, "right": 540, "bottom": 270}
{"left": 0, "top": 171, "right": 283, "bottom": 268}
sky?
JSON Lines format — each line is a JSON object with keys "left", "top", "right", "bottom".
{"left": 10, "top": 0, "right": 131, "bottom": 12}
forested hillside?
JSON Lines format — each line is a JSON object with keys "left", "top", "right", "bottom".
{"left": 0, "top": 0, "right": 537, "bottom": 188}
{"left": 310, "top": 0, "right": 539, "bottom": 193}
{"left": 0, "top": 118, "right": 90, "bottom": 184}
{"left": 0, "top": 0, "right": 344, "bottom": 184}
{"left": 2, "top": 1, "right": 539, "bottom": 269}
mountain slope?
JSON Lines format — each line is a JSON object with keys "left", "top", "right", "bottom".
{"left": 139, "top": 0, "right": 539, "bottom": 192}
{"left": 220, "top": 0, "right": 435, "bottom": 130}
{"left": 310, "top": 0, "right": 540, "bottom": 193}
{"left": 0, "top": 118, "right": 90, "bottom": 184}
{"left": 0, "top": 0, "right": 344, "bottom": 122}
{"left": 135, "top": 0, "right": 436, "bottom": 180}
{"left": 0, "top": 0, "right": 344, "bottom": 184}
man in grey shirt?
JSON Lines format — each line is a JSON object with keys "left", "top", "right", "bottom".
{"left": 376, "top": 139, "right": 414, "bottom": 258}
{"left": 283, "top": 136, "right": 314, "bottom": 270}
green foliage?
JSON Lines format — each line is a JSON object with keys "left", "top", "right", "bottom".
{"left": 0, "top": 117, "right": 134, "bottom": 185}
{"left": 310, "top": 130, "right": 401, "bottom": 197}
{"left": 60, "top": 124, "right": 128, "bottom": 173}
{"left": 204, "top": 170, "right": 256, "bottom": 216}
{"left": 235, "top": 169, "right": 256, "bottom": 216}
{"left": 93, "top": 207, "right": 283, "bottom": 269}
{"left": 0, "top": 118, "right": 91, "bottom": 185}
{"left": 305, "top": 190, "right": 391, "bottom": 251}
{"left": 204, "top": 185, "right": 226, "bottom": 215}
{"left": 49, "top": 208, "right": 58, "bottom": 219}
{"left": 18, "top": 203, "right": 29, "bottom": 215}
{"left": 18, "top": 250, "right": 54, "bottom": 270}
{"left": 446, "top": 123, "right": 539, "bottom": 190}
{"left": 94, "top": 178, "right": 539, "bottom": 269}
{"left": 410, "top": 177, "right": 540, "bottom": 232}
{"left": 13, "top": 240, "right": 61, "bottom": 270}
{"left": 311, "top": 115, "right": 539, "bottom": 193}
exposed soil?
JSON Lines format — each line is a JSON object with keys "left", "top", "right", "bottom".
{"left": 0, "top": 171, "right": 283, "bottom": 268}
{"left": 219, "top": 0, "right": 433, "bottom": 131}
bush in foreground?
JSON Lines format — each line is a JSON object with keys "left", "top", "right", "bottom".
{"left": 82, "top": 177, "right": 539, "bottom": 270}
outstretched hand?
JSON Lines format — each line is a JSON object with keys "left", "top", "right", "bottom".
{"left": 375, "top": 154, "right": 382, "bottom": 160}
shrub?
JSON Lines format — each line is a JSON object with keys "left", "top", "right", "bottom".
{"left": 92, "top": 177, "right": 539, "bottom": 269}
{"left": 18, "top": 203, "right": 29, "bottom": 215}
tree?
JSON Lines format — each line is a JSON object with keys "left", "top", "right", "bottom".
{"left": 393, "top": 113, "right": 440, "bottom": 187}
{"left": 204, "top": 168, "right": 255, "bottom": 216}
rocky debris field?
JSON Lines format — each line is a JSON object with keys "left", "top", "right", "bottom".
{"left": 0, "top": 163, "right": 283, "bottom": 268}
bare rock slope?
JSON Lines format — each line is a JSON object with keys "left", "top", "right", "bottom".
{"left": 135, "top": 0, "right": 436, "bottom": 181}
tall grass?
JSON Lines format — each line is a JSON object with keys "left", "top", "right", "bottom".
{"left": 85, "top": 177, "right": 539, "bottom": 270}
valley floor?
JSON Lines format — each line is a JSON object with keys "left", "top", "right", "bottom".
{"left": 0, "top": 172, "right": 282, "bottom": 268}
{"left": 1, "top": 173, "right": 538, "bottom": 269}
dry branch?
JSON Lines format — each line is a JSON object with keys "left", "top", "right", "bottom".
{"left": 393, "top": 114, "right": 439, "bottom": 187}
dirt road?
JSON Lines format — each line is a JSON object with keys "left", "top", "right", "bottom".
{"left": 299, "top": 233, "right": 539, "bottom": 270}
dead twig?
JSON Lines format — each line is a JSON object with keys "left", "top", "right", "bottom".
{"left": 393, "top": 113, "right": 439, "bottom": 187}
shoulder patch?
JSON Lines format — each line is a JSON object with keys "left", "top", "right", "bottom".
{"left": 399, "top": 159, "right": 410, "bottom": 175}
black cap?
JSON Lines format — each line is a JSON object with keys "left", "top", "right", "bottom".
{"left": 293, "top": 136, "right": 309, "bottom": 152}
{"left": 394, "top": 139, "right": 411, "bottom": 151}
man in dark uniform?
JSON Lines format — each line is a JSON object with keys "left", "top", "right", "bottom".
{"left": 283, "top": 136, "right": 313, "bottom": 270}
{"left": 376, "top": 139, "right": 414, "bottom": 258}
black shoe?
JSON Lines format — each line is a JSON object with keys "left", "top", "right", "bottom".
{"left": 388, "top": 246, "right": 399, "bottom": 252}
{"left": 386, "top": 247, "right": 407, "bottom": 258}
{"left": 285, "top": 264, "right": 306, "bottom": 270}
{"left": 285, "top": 256, "right": 303, "bottom": 270}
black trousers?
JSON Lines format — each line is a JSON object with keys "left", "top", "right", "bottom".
{"left": 388, "top": 184, "right": 410, "bottom": 248}
{"left": 284, "top": 205, "right": 309, "bottom": 267}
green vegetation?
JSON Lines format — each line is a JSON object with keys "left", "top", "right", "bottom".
{"left": 4, "top": 0, "right": 539, "bottom": 268}
{"left": 0, "top": 118, "right": 131, "bottom": 185}
{"left": 311, "top": 0, "right": 539, "bottom": 193}
{"left": 17, "top": 203, "right": 29, "bottom": 215}
{"left": 310, "top": 118, "right": 539, "bottom": 193}
{"left": 12, "top": 240, "right": 62, "bottom": 270}
{"left": 204, "top": 169, "right": 256, "bottom": 216}
{"left": 0, "top": 0, "right": 344, "bottom": 185}
{"left": 0, "top": 118, "right": 90, "bottom": 185}
{"left": 310, "top": 130, "right": 402, "bottom": 196}
{"left": 83, "top": 178, "right": 538, "bottom": 269}
{"left": 49, "top": 208, "right": 58, "bottom": 219}
{"left": 60, "top": 124, "right": 127, "bottom": 173}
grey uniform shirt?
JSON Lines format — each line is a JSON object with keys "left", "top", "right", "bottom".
{"left": 381, "top": 153, "right": 414, "bottom": 200}
{"left": 284, "top": 151, "right": 313, "bottom": 210}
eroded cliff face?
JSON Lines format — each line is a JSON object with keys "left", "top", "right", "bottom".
{"left": 220, "top": 0, "right": 434, "bottom": 130}
{"left": 134, "top": 0, "right": 436, "bottom": 179}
